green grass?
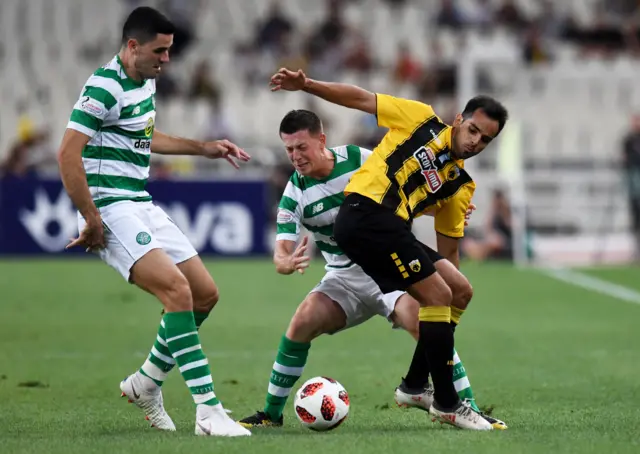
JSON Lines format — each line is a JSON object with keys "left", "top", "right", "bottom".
{"left": 1, "top": 259, "right": 639, "bottom": 454}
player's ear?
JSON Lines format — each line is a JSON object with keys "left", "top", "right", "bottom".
{"left": 319, "top": 132, "right": 327, "bottom": 146}
{"left": 453, "top": 113, "right": 464, "bottom": 127}
{"left": 127, "top": 38, "right": 139, "bottom": 53}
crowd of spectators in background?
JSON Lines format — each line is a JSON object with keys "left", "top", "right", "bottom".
{"left": 5, "top": 0, "right": 640, "bottom": 178}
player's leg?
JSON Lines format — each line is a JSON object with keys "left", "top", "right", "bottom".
{"left": 239, "top": 289, "right": 349, "bottom": 428}
{"left": 387, "top": 293, "right": 481, "bottom": 412}
{"left": 424, "top": 252, "right": 479, "bottom": 408}
{"left": 430, "top": 256, "right": 473, "bottom": 328}
{"left": 429, "top": 256, "right": 508, "bottom": 429}
{"left": 406, "top": 272, "right": 492, "bottom": 429}
{"left": 333, "top": 195, "right": 491, "bottom": 430}
{"left": 178, "top": 254, "right": 220, "bottom": 315}
{"left": 128, "top": 249, "right": 249, "bottom": 437}
{"left": 388, "top": 294, "right": 434, "bottom": 406}
{"left": 266, "top": 292, "right": 346, "bottom": 423}
{"left": 135, "top": 256, "right": 218, "bottom": 391}
{"left": 136, "top": 217, "right": 219, "bottom": 388}
{"left": 385, "top": 285, "right": 507, "bottom": 429}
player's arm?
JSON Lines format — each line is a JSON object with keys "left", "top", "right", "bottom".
{"left": 433, "top": 182, "right": 476, "bottom": 269}
{"left": 59, "top": 85, "right": 116, "bottom": 250}
{"left": 426, "top": 202, "right": 475, "bottom": 268}
{"left": 150, "top": 130, "right": 206, "bottom": 155}
{"left": 57, "top": 129, "right": 98, "bottom": 221}
{"left": 270, "top": 68, "right": 434, "bottom": 130}
{"left": 270, "top": 68, "right": 377, "bottom": 114}
{"left": 151, "top": 130, "right": 250, "bottom": 169}
{"left": 436, "top": 234, "right": 461, "bottom": 269}
{"left": 273, "top": 181, "right": 309, "bottom": 274}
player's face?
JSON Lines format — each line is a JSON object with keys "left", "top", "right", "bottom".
{"left": 130, "top": 33, "right": 173, "bottom": 79}
{"left": 281, "top": 129, "right": 327, "bottom": 176}
{"left": 451, "top": 109, "right": 500, "bottom": 160}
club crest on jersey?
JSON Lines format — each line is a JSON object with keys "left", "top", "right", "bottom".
{"left": 145, "top": 117, "right": 155, "bottom": 137}
{"left": 413, "top": 146, "right": 442, "bottom": 192}
{"left": 409, "top": 259, "right": 421, "bottom": 273}
{"left": 447, "top": 166, "right": 460, "bottom": 180}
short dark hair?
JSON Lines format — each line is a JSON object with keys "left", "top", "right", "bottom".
{"left": 121, "top": 7, "right": 175, "bottom": 45}
{"left": 279, "top": 110, "right": 323, "bottom": 135}
{"left": 462, "top": 95, "right": 509, "bottom": 133}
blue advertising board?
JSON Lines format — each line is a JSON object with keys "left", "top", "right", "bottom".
{"left": 0, "top": 177, "right": 270, "bottom": 256}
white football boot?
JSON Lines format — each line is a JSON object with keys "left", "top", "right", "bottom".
{"left": 195, "top": 404, "right": 252, "bottom": 437}
{"left": 394, "top": 381, "right": 434, "bottom": 411}
{"left": 120, "top": 373, "right": 176, "bottom": 431}
{"left": 429, "top": 400, "right": 493, "bottom": 431}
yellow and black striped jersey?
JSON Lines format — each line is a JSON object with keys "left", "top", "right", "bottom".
{"left": 343, "top": 93, "right": 475, "bottom": 238}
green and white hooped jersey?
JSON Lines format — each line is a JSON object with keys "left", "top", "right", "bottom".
{"left": 66, "top": 55, "right": 156, "bottom": 208}
{"left": 276, "top": 145, "right": 372, "bottom": 269}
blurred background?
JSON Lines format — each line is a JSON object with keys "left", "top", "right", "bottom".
{"left": 1, "top": 0, "right": 640, "bottom": 266}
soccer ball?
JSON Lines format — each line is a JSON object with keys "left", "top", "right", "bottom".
{"left": 293, "top": 376, "right": 350, "bottom": 431}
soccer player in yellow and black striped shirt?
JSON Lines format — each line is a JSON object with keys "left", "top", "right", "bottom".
{"left": 270, "top": 68, "right": 508, "bottom": 430}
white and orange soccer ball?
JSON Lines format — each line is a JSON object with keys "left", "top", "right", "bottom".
{"left": 293, "top": 376, "right": 350, "bottom": 431}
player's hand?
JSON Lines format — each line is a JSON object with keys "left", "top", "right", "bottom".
{"left": 203, "top": 139, "right": 251, "bottom": 169}
{"left": 67, "top": 214, "right": 105, "bottom": 252}
{"left": 289, "top": 236, "right": 311, "bottom": 274}
{"left": 464, "top": 203, "right": 477, "bottom": 226}
{"left": 270, "top": 68, "right": 308, "bottom": 92}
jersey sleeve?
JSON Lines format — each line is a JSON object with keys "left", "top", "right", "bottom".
{"left": 434, "top": 181, "right": 476, "bottom": 238}
{"left": 66, "top": 75, "right": 119, "bottom": 138}
{"left": 359, "top": 146, "right": 373, "bottom": 164}
{"left": 275, "top": 181, "right": 303, "bottom": 242}
{"left": 375, "top": 93, "right": 435, "bottom": 131}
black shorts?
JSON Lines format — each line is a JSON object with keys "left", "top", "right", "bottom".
{"left": 334, "top": 193, "right": 443, "bottom": 294}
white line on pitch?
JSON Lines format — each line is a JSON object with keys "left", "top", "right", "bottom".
{"left": 538, "top": 266, "right": 640, "bottom": 305}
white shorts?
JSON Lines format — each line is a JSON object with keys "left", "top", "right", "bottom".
{"left": 310, "top": 264, "right": 405, "bottom": 332}
{"left": 78, "top": 201, "right": 198, "bottom": 281}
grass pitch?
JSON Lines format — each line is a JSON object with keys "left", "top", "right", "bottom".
{"left": 1, "top": 259, "right": 639, "bottom": 453}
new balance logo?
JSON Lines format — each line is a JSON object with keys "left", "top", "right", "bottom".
{"left": 312, "top": 202, "right": 324, "bottom": 214}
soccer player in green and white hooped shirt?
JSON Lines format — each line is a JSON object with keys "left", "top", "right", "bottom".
{"left": 238, "top": 110, "right": 507, "bottom": 430}
{"left": 57, "top": 7, "right": 251, "bottom": 437}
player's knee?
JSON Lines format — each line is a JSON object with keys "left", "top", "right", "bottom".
{"left": 453, "top": 280, "right": 473, "bottom": 310}
{"left": 427, "top": 279, "right": 453, "bottom": 307}
{"left": 448, "top": 271, "right": 473, "bottom": 309}
{"left": 287, "top": 299, "right": 325, "bottom": 342}
{"left": 193, "top": 284, "right": 219, "bottom": 313}
{"left": 409, "top": 273, "right": 453, "bottom": 307}
{"left": 160, "top": 273, "right": 193, "bottom": 312}
{"left": 208, "top": 285, "right": 220, "bottom": 307}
